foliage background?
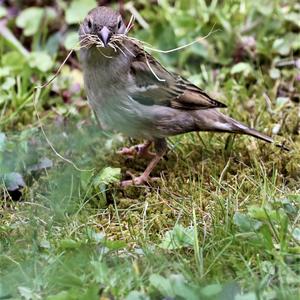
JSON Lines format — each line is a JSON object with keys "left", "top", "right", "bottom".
{"left": 0, "top": 0, "right": 299, "bottom": 299}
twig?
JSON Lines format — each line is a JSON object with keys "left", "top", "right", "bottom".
{"left": 142, "top": 26, "right": 219, "bottom": 54}
{"left": 36, "top": 49, "right": 74, "bottom": 89}
{"left": 263, "top": 92, "right": 274, "bottom": 115}
{"left": 144, "top": 50, "right": 165, "bottom": 82}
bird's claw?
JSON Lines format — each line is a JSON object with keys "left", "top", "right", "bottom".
{"left": 120, "top": 173, "right": 160, "bottom": 187}
{"left": 117, "top": 144, "right": 155, "bottom": 159}
{"left": 117, "top": 146, "right": 136, "bottom": 158}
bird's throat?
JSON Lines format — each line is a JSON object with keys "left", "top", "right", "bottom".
{"left": 91, "top": 45, "right": 117, "bottom": 59}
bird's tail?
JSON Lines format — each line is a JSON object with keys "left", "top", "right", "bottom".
{"left": 193, "top": 110, "right": 289, "bottom": 151}
{"left": 231, "top": 119, "right": 274, "bottom": 143}
{"left": 230, "top": 117, "right": 289, "bottom": 150}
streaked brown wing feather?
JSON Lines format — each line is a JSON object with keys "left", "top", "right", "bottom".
{"left": 129, "top": 48, "right": 226, "bottom": 110}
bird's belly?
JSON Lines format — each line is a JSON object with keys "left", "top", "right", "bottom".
{"left": 87, "top": 85, "right": 196, "bottom": 139}
{"left": 88, "top": 93, "right": 155, "bottom": 139}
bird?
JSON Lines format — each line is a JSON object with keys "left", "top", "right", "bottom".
{"left": 78, "top": 6, "right": 287, "bottom": 187}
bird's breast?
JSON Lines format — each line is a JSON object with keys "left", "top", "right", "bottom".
{"left": 80, "top": 47, "right": 171, "bottom": 138}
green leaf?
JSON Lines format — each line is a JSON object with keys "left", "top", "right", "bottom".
{"left": 0, "top": 6, "right": 7, "bottom": 18}
{"left": 80, "top": 285, "right": 99, "bottom": 300}
{"left": 0, "top": 25, "right": 29, "bottom": 57}
{"left": 170, "top": 274, "right": 199, "bottom": 300}
{"left": 80, "top": 170, "right": 93, "bottom": 190}
{"left": 254, "top": 1, "right": 274, "bottom": 16}
{"left": 103, "top": 239, "right": 127, "bottom": 250}
{"left": 28, "top": 51, "right": 53, "bottom": 72}
{"left": 87, "top": 229, "right": 105, "bottom": 244}
{"left": 261, "top": 261, "right": 275, "bottom": 275}
{"left": 233, "top": 212, "right": 262, "bottom": 232}
{"left": 235, "top": 292, "right": 257, "bottom": 300}
{"left": 125, "top": 291, "right": 150, "bottom": 300}
{"left": 0, "top": 67, "right": 11, "bottom": 78}
{"left": 45, "top": 32, "right": 61, "bottom": 56}
{"left": 0, "top": 285, "right": 10, "bottom": 300}
{"left": 91, "top": 261, "right": 109, "bottom": 284}
{"left": 93, "top": 167, "right": 121, "bottom": 186}
{"left": 27, "top": 157, "right": 53, "bottom": 172}
{"left": 284, "top": 12, "right": 300, "bottom": 27}
{"left": 273, "top": 38, "right": 291, "bottom": 56}
{"left": 201, "top": 283, "right": 222, "bottom": 297}
{"left": 39, "top": 239, "right": 51, "bottom": 249}
{"left": 1, "top": 77, "right": 15, "bottom": 91}
{"left": 46, "top": 291, "right": 70, "bottom": 300}
{"left": 218, "top": 282, "right": 241, "bottom": 300}
{"left": 16, "top": 7, "right": 43, "bottom": 36}
{"left": 287, "top": 194, "right": 300, "bottom": 202}
{"left": 1, "top": 51, "right": 26, "bottom": 71}
{"left": 17, "top": 287, "right": 35, "bottom": 300}
{"left": 292, "top": 228, "right": 300, "bottom": 242}
{"left": 159, "top": 224, "right": 195, "bottom": 249}
{"left": 248, "top": 206, "right": 279, "bottom": 222}
{"left": 231, "top": 62, "right": 252, "bottom": 76}
{"left": 0, "top": 132, "right": 6, "bottom": 151}
{"left": 276, "top": 97, "right": 289, "bottom": 108}
{"left": 142, "top": 272, "right": 195, "bottom": 299}
{"left": 59, "top": 239, "right": 81, "bottom": 250}
{"left": 149, "top": 274, "right": 174, "bottom": 297}
{"left": 64, "top": 31, "right": 79, "bottom": 50}
{"left": 16, "top": 7, "right": 56, "bottom": 36}
{"left": 65, "top": 0, "right": 97, "bottom": 24}
{"left": 269, "top": 68, "right": 280, "bottom": 79}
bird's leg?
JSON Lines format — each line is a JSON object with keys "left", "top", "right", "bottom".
{"left": 120, "top": 138, "right": 167, "bottom": 187}
{"left": 117, "top": 140, "right": 155, "bottom": 159}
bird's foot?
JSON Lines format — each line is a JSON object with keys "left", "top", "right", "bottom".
{"left": 120, "top": 171, "right": 159, "bottom": 187}
{"left": 117, "top": 143, "right": 155, "bottom": 159}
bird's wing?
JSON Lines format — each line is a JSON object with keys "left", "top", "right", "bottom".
{"left": 128, "top": 50, "right": 226, "bottom": 110}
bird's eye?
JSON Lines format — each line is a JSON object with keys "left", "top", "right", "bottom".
{"left": 117, "top": 20, "right": 122, "bottom": 29}
{"left": 87, "top": 19, "right": 92, "bottom": 29}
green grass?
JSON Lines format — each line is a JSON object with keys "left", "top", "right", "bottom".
{"left": 0, "top": 0, "right": 299, "bottom": 299}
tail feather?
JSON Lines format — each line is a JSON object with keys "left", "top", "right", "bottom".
{"left": 193, "top": 110, "right": 289, "bottom": 151}
{"left": 232, "top": 121, "right": 273, "bottom": 143}
{"left": 229, "top": 117, "right": 289, "bottom": 151}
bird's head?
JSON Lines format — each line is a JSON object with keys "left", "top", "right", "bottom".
{"left": 79, "top": 6, "right": 126, "bottom": 48}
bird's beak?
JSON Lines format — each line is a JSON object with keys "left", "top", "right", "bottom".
{"left": 99, "top": 26, "right": 111, "bottom": 47}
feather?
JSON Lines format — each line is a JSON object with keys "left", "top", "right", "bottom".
{"left": 128, "top": 48, "right": 226, "bottom": 110}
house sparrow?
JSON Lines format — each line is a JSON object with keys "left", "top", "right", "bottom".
{"left": 79, "top": 6, "right": 286, "bottom": 187}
